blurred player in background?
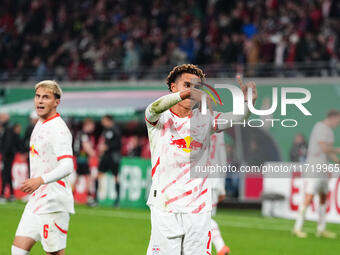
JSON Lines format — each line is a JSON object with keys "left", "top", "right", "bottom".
{"left": 73, "top": 118, "right": 97, "bottom": 206}
{"left": 0, "top": 115, "right": 21, "bottom": 203}
{"left": 210, "top": 131, "right": 230, "bottom": 255}
{"left": 145, "top": 64, "right": 257, "bottom": 255}
{"left": 12, "top": 80, "right": 74, "bottom": 255}
{"left": 98, "top": 115, "right": 121, "bottom": 206}
{"left": 290, "top": 133, "right": 308, "bottom": 163}
{"left": 293, "top": 109, "right": 340, "bottom": 238}
{"left": 0, "top": 113, "right": 7, "bottom": 200}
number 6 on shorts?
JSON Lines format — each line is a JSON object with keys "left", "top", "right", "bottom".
{"left": 43, "top": 224, "right": 49, "bottom": 239}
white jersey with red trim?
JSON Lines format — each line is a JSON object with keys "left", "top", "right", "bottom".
{"left": 146, "top": 108, "right": 217, "bottom": 214}
{"left": 26, "top": 113, "right": 75, "bottom": 215}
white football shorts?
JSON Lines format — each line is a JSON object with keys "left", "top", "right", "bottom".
{"left": 15, "top": 207, "right": 70, "bottom": 253}
{"left": 147, "top": 206, "right": 212, "bottom": 255}
{"left": 304, "top": 178, "right": 329, "bottom": 195}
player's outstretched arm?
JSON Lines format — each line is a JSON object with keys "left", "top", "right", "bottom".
{"left": 236, "top": 75, "right": 257, "bottom": 105}
{"left": 328, "top": 153, "right": 340, "bottom": 164}
{"left": 145, "top": 90, "right": 190, "bottom": 124}
{"left": 319, "top": 142, "right": 340, "bottom": 156}
{"left": 20, "top": 158, "right": 74, "bottom": 194}
{"left": 320, "top": 142, "right": 340, "bottom": 163}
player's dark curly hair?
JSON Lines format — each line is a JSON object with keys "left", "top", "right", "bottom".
{"left": 166, "top": 64, "right": 205, "bottom": 91}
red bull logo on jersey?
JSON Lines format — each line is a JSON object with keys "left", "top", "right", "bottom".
{"left": 30, "top": 145, "right": 39, "bottom": 157}
{"left": 170, "top": 135, "right": 202, "bottom": 153}
{"left": 152, "top": 246, "right": 160, "bottom": 255}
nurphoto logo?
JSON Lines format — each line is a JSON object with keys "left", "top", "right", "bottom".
{"left": 200, "top": 83, "right": 312, "bottom": 128}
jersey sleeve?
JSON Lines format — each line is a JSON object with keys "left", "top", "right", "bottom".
{"left": 52, "top": 126, "right": 73, "bottom": 161}
{"left": 145, "top": 92, "right": 182, "bottom": 126}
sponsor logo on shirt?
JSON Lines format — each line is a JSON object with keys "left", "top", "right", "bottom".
{"left": 152, "top": 246, "right": 160, "bottom": 255}
{"left": 170, "top": 135, "right": 202, "bottom": 153}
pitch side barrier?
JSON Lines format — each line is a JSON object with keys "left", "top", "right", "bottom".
{"left": 262, "top": 162, "right": 340, "bottom": 223}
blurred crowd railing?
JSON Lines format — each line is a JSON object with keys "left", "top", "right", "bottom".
{"left": 1, "top": 61, "right": 340, "bottom": 82}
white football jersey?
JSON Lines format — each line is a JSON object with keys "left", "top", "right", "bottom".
{"left": 26, "top": 113, "right": 75, "bottom": 215}
{"left": 146, "top": 107, "right": 218, "bottom": 213}
{"left": 306, "top": 121, "right": 334, "bottom": 164}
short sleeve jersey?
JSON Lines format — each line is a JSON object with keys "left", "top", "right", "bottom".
{"left": 306, "top": 121, "right": 334, "bottom": 164}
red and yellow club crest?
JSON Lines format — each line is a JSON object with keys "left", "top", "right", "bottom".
{"left": 170, "top": 135, "right": 202, "bottom": 153}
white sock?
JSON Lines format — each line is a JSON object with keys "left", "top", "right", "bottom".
{"left": 317, "top": 204, "right": 326, "bottom": 233}
{"left": 211, "top": 219, "right": 226, "bottom": 252}
{"left": 294, "top": 204, "right": 307, "bottom": 231}
{"left": 11, "top": 246, "right": 29, "bottom": 255}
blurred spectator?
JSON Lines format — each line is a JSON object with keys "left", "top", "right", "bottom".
{"left": 98, "top": 115, "right": 121, "bottom": 206}
{"left": 290, "top": 133, "right": 308, "bottom": 162}
{"left": 0, "top": 120, "right": 22, "bottom": 202}
{"left": 67, "top": 50, "right": 93, "bottom": 80}
{"left": 0, "top": 113, "right": 9, "bottom": 150}
{"left": 73, "top": 118, "right": 97, "bottom": 206}
{"left": 0, "top": 113, "right": 9, "bottom": 194}
{"left": 246, "top": 139, "right": 266, "bottom": 167}
{"left": 122, "top": 135, "right": 141, "bottom": 157}
{"left": 23, "top": 111, "right": 39, "bottom": 155}
{"left": 123, "top": 39, "right": 140, "bottom": 79}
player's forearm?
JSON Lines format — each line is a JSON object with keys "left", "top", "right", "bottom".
{"left": 321, "top": 143, "right": 340, "bottom": 154}
{"left": 41, "top": 158, "right": 74, "bottom": 184}
{"left": 328, "top": 153, "right": 340, "bottom": 164}
{"left": 145, "top": 92, "right": 183, "bottom": 122}
{"left": 215, "top": 103, "right": 250, "bottom": 130}
{"left": 83, "top": 142, "right": 96, "bottom": 157}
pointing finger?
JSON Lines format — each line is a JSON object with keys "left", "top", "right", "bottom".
{"left": 236, "top": 74, "right": 245, "bottom": 89}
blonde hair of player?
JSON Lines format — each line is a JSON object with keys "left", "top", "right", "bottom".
{"left": 35, "top": 80, "right": 63, "bottom": 99}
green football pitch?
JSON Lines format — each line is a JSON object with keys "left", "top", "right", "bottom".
{"left": 1, "top": 202, "right": 340, "bottom": 255}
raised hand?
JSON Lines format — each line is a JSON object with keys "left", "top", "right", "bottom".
{"left": 236, "top": 75, "right": 257, "bottom": 104}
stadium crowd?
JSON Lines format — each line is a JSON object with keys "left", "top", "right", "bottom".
{"left": 1, "top": 0, "right": 340, "bottom": 80}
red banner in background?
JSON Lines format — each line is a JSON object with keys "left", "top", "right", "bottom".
{"left": 12, "top": 153, "right": 29, "bottom": 199}
{"left": 244, "top": 173, "right": 263, "bottom": 200}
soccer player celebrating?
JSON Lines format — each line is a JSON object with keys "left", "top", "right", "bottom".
{"left": 293, "top": 109, "right": 340, "bottom": 238}
{"left": 12, "top": 81, "right": 74, "bottom": 255}
{"left": 145, "top": 64, "right": 257, "bottom": 254}
{"left": 210, "top": 131, "right": 230, "bottom": 255}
